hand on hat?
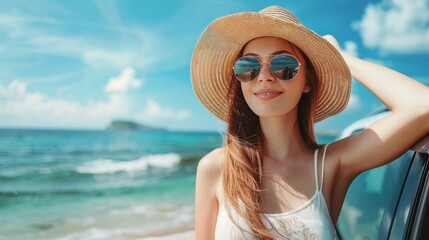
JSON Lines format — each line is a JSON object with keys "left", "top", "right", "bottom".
{"left": 322, "top": 35, "right": 343, "bottom": 53}
{"left": 323, "top": 34, "right": 354, "bottom": 71}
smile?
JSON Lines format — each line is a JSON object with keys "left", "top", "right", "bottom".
{"left": 253, "top": 89, "right": 283, "bottom": 100}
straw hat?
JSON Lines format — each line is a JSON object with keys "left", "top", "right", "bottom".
{"left": 191, "top": 5, "right": 351, "bottom": 122}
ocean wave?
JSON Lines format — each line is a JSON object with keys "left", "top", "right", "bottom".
{"left": 0, "top": 189, "right": 86, "bottom": 197}
{"left": 75, "top": 153, "right": 181, "bottom": 174}
{"left": 0, "top": 168, "right": 83, "bottom": 182}
{"left": 0, "top": 184, "right": 148, "bottom": 197}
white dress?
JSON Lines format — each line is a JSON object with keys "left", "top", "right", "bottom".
{"left": 215, "top": 144, "right": 339, "bottom": 239}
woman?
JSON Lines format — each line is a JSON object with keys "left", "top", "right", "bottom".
{"left": 191, "top": 5, "right": 429, "bottom": 239}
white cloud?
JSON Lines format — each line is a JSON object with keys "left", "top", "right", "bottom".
{"left": 92, "top": 0, "right": 121, "bottom": 24}
{"left": 0, "top": 80, "right": 130, "bottom": 129}
{"left": 83, "top": 49, "right": 131, "bottom": 69}
{"left": 0, "top": 79, "right": 27, "bottom": 96}
{"left": 24, "top": 32, "right": 159, "bottom": 70}
{"left": 344, "top": 41, "right": 359, "bottom": 57}
{"left": 139, "top": 98, "right": 191, "bottom": 122}
{"left": 0, "top": 6, "right": 195, "bottom": 73}
{"left": 0, "top": 13, "right": 161, "bottom": 70}
{"left": 353, "top": 0, "right": 429, "bottom": 54}
{"left": 0, "top": 78, "right": 191, "bottom": 129}
{"left": 104, "top": 67, "right": 143, "bottom": 93}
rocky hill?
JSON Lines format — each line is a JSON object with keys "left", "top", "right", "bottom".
{"left": 106, "top": 120, "right": 166, "bottom": 131}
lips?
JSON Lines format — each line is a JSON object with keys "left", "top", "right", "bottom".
{"left": 253, "top": 89, "right": 283, "bottom": 100}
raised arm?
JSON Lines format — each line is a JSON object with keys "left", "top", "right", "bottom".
{"left": 195, "top": 148, "right": 223, "bottom": 239}
{"left": 323, "top": 35, "right": 429, "bottom": 178}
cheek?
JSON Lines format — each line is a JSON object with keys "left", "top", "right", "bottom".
{"left": 240, "top": 82, "right": 258, "bottom": 112}
{"left": 240, "top": 82, "right": 252, "bottom": 100}
{"left": 240, "top": 79, "right": 307, "bottom": 117}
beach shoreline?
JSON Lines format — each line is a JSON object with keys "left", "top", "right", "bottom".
{"left": 139, "top": 229, "right": 194, "bottom": 240}
{"left": 125, "top": 223, "right": 194, "bottom": 240}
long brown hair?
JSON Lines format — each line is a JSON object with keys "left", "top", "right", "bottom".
{"left": 222, "top": 46, "right": 320, "bottom": 239}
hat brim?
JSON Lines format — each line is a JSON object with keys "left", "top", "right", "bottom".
{"left": 191, "top": 12, "right": 351, "bottom": 123}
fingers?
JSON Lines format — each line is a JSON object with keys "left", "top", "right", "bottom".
{"left": 322, "top": 35, "right": 342, "bottom": 52}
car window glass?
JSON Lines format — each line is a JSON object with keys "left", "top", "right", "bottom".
{"left": 336, "top": 151, "right": 413, "bottom": 239}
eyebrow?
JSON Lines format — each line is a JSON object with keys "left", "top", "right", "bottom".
{"left": 243, "top": 50, "right": 293, "bottom": 57}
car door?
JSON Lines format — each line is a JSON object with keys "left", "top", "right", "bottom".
{"left": 390, "top": 135, "right": 429, "bottom": 239}
{"left": 336, "top": 135, "right": 429, "bottom": 240}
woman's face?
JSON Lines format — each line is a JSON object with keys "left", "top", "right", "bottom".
{"left": 240, "top": 37, "right": 309, "bottom": 119}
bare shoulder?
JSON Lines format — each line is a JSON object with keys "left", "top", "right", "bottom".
{"left": 320, "top": 140, "right": 343, "bottom": 165}
{"left": 196, "top": 147, "right": 224, "bottom": 181}
{"left": 322, "top": 139, "right": 356, "bottom": 179}
{"left": 195, "top": 147, "right": 225, "bottom": 209}
{"left": 317, "top": 141, "right": 343, "bottom": 183}
{"left": 195, "top": 148, "right": 225, "bottom": 235}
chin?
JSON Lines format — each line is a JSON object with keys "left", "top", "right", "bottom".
{"left": 254, "top": 110, "right": 289, "bottom": 119}
{"left": 251, "top": 105, "right": 298, "bottom": 120}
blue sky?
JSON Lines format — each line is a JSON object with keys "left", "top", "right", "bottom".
{"left": 0, "top": 0, "right": 428, "bottom": 133}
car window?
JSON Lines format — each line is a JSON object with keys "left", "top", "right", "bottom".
{"left": 390, "top": 151, "right": 429, "bottom": 239}
{"left": 336, "top": 151, "right": 414, "bottom": 240}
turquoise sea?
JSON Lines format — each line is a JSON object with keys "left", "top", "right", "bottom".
{"left": 0, "top": 129, "right": 335, "bottom": 240}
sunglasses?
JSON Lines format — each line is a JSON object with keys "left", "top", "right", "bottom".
{"left": 233, "top": 54, "right": 301, "bottom": 82}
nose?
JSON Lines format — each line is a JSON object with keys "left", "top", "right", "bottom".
{"left": 257, "top": 61, "right": 276, "bottom": 82}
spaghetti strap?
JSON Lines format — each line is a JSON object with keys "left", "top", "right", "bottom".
{"left": 320, "top": 143, "right": 331, "bottom": 192}
{"left": 313, "top": 148, "right": 320, "bottom": 191}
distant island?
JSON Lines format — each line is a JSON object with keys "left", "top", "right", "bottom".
{"left": 106, "top": 120, "right": 167, "bottom": 131}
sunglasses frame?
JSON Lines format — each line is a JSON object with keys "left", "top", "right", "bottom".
{"left": 233, "top": 54, "right": 302, "bottom": 82}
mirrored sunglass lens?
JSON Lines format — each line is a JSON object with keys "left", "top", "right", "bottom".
{"left": 270, "top": 55, "right": 300, "bottom": 80}
{"left": 234, "top": 57, "right": 261, "bottom": 82}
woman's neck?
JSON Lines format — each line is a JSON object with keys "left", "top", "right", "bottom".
{"left": 260, "top": 112, "right": 308, "bottom": 162}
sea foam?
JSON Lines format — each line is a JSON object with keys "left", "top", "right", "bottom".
{"left": 75, "top": 153, "right": 181, "bottom": 174}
